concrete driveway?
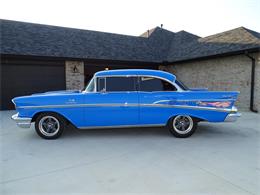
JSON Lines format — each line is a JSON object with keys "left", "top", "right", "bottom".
{"left": 0, "top": 111, "right": 259, "bottom": 195}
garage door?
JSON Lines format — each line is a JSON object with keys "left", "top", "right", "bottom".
{"left": 1, "top": 63, "right": 65, "bottom": 110}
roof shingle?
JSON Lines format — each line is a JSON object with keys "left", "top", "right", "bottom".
{"left": 166, "top": 27, "right": 260, "bottom": 62}
{"left": 1, "top": 20, "right": 259, "bottom": 63}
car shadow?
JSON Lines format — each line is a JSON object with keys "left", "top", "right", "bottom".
{"left": 59, "top": 122, "right": 248, "bottom": 139}
{"left": 63, "top": 124, "right": 171, "bottom": 138}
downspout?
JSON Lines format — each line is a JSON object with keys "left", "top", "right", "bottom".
{"left": 245, "top": 53, "right": 258, "bottom": 113}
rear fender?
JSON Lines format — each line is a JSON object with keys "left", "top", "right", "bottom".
{"left": 167, "top": 110, "right": 229, "bottom": 123}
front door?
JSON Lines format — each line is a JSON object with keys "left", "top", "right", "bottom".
{"left": 82, "top": 76, "right": 139, "bottom": 128}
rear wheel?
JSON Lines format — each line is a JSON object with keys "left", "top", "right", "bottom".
{"left": 168, "top": 115, "right": 197, "bottom": 138}
{"left": 35, "top": 113, "right": 65, "bottom": 139}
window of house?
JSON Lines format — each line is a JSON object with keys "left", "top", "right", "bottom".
{"left": 139, "top": 77, "right": 177, "bottom": 91}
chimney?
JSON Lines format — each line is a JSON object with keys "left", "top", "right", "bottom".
{"left": 160, "top": 24, "right": 163, "bottom": 28}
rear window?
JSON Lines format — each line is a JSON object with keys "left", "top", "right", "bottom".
{"left": 139, "top": 77, "right": 177, "bottom": 91}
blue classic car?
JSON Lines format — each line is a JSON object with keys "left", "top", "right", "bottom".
{"left": 12, "top": 69, "right": 241, "bottom": 139}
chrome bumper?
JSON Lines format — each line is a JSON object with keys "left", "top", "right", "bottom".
{"left": 11, "top": 113, "right": 32, "bottom": 128}
{"left": 224, "top": 112, "right": 241, "bottom": 122}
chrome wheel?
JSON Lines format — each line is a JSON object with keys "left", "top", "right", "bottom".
{"left": 173, "top": 115, "right": 193, "bottom": 134}
{"left": 38, "top": 116, "right": 60, "bottom": 137}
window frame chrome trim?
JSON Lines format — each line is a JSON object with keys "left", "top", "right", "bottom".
{"left": 83, "top": 74, "right": 183, "bottom": 93}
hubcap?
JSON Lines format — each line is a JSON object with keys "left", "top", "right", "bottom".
{"left": 173, "top": 115, "right": 193, "bottom": 134}
{"left": 39, "top": 116, "right": 60, "bottom": 136}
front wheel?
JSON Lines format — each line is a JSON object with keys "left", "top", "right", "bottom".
{"left": 35, "top": 113, "right": 65, "bottom": 139}
{"left": 168, "top": 115, "right": 197, "bottom": 138}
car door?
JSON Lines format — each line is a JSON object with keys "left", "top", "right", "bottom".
{"left": 82, "top": 76, "right": 139, "bottom": 128}
{"left": 138, "top": 76, "right": 179, "bottom": 125}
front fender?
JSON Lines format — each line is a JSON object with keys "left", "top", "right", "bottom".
{"left": 12, "top": 93, "right": 85, "bottom": 128}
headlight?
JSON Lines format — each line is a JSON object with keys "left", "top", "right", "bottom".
{"left": 11, "top": 99, "right": 16, "bottom": 108}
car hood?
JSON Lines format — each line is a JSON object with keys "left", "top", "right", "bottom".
{"left": 31, "top": 90, "right": 81, "bottom": 96}
{"left": 189, "top": 88, "right": 208, "bottom": 91}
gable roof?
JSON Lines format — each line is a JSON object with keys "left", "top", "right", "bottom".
{"left": 166, "top": 27, "right": 260, "bottom": 62}
{"left": 0, "top": 19, "right": 159, "bottom": 62}
{"left": 1, "top": 19, "right": 259, "bottom": 64}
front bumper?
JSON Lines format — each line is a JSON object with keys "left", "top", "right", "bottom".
{"left": 11, "top": 113, "right": 32, "bottom": 128}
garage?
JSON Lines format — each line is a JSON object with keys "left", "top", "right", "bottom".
{"left": 1, "top": 58, "right": 65, "bottom": 110}
{"left": 1, "top": 19, "right": 259, "bottom": 111}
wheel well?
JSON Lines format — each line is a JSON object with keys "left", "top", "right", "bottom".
{"left": 190, "top": 116, "right": 204, "bottom": 122}
{"left": 32, "top": 112, "right": 42, "bottom": 122}
{"left": 167, "top": 115, "right": 204, "bottom": 125}
{"left": 32, "top": 111, "right": 70, "bottom": 125}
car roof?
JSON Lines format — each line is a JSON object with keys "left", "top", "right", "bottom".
{"left": 94, "top": 69, "right": 176, "bottom": 82}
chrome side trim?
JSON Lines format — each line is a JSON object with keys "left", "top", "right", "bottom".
{"left": 17, "top": 103, "right": 139, "bottom": 109}
{"left": 142, "top": 104, "right": 231, "bottom": 112}
{"left": 78, "top": 123, "right": 165, "bottom": 129}
{"left": 17, "top": 103, "right": 232, "bottom": 112}
{"left": 11, "top": 113, "right": 32, "bottom": 128}
{"left": 224, "top": 113, "right": 241, "bottom": 122}
{"left": 153, "top": 99, "right": 235, "bottom": 104}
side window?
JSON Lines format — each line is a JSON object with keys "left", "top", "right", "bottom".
{"left": 98, "top": 77, "right": 137, "bottom": 92}
{"left": 97, "top": 78, "right": 105, "bottom": 92}
{"left": 139, "top": 77, "right": 177, "bottom": 91}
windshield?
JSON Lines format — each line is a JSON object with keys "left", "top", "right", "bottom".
{"left": 85, "top": 77, "right": 95, "bottom": 92}
{"left": 175, "top": 78, "right": 189, "bottom": 90}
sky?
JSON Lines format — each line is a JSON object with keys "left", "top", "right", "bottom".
{"left": 0, "top": 0, "right": 259, "bottom": 37}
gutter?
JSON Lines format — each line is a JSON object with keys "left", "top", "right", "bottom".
{"left": 245, "top": 53, "right": 258, "bottom": 113}
{"left": 164, "top": 47, "right": 260, "bottom": 65}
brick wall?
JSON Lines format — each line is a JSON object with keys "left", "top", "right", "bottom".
{"left": 65, "top": 61, "right": 84, "bottom": 90}
{"left": 159, "top": 53, "right": 260, "bottom": 111}
{"left": 254, "top": 53, "right": 260, "bottom": 111}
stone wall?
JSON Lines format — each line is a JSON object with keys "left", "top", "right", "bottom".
{"left": 159, "top": 53, "right": 260, "bottom": 111}
{"left": 65, "top": 61, "right": 84, "bottom": 90}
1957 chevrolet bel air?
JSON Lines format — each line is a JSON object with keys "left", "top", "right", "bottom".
{"left": 12, "top": 69, "right": 241, "bottom": 139}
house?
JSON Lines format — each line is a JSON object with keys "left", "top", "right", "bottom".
{"left": 0, "top": 19, "right": 259, "bottom": 111}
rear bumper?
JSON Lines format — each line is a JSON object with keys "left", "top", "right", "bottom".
{"left": 11, "top": 113, "right": 32, "bottom": 128}
{"left": 224, "top": 112, "right": 241, "bottom": 122}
